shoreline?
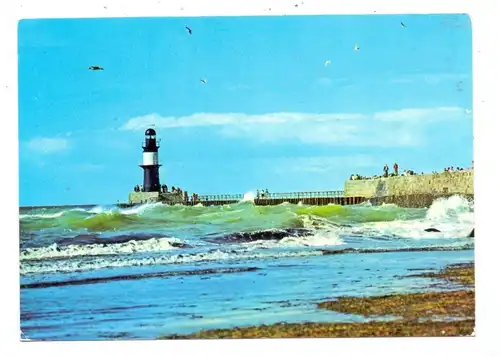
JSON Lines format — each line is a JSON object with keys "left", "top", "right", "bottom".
{"left": 160, "top": 262, "right": 475, "bottom": 339}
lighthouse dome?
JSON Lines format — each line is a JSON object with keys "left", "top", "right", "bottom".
{"left": 145, "top": 128, "right": 156, "bottom": 136}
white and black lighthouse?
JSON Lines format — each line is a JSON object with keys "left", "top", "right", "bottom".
{"left": 140, "top": 128, "right": 161, "bottom": 192}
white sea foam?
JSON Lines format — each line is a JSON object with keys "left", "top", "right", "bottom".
{"left": 88, "top": 206, "right": 112, "bottom": 214}
{"left": 241, "top": 191, "right": 256, "bottom": 202}
{"left": 246, "top": 229, "right": 344, "bottom": 249}
{"left": 297, "top": 214, "right": 337, "bottom": 230}
{"left": 120, "top": 202, "right": 163, "bottom": 215}
{"left": 19, "top": 211, "right": 65, "bottom": 220}
{"left": 20, "top": 237, "right": 185, "bottom": 261}
{"left": 349, "top": 195, "right": 474, "bottom": 239}
{"left": 68, "top": 208, "right": 87, "bottom": 212}
{"left": 425, "top": 195, "right": 474, "bottom": 222}
{"left": 20, "top": 249, "right": 323, "bottom": 275}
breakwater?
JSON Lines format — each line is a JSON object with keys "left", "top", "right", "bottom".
{"left": 184, "top": 196, "right": 365, "bottom": 207}
{"left": 122, "top": 171, "right": 474, "bottom": 209}
{"left": 121, "top": 190, "right": 365, "bottom": 208}
{"left": 342, "top": 170, "right": 473, "bottom": 208}
{"left": 344, "top": 170, "right": 473, "bottom": 198}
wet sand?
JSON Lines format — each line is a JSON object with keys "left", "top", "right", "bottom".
{"left": 160, "top": 262, "right": 475, "bottom": 339}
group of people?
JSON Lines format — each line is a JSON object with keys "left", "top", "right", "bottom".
{"left": 382, "top": 163, "right": 400, "bottom": 177}
{"left": 161, "top": 184, "right": 184, "bottom": 194}
{"left": 256, "top": 189, "right": 270, "bottom": 199}
{"left": 190, "top": 193, "right": 200, "bottom": 202}
{"left": 442, "top": 166, "right": 467, "bottom": 172}
{"left": 133, "top": 183, "right": 202, "bottom": 202}
{"left": 349, "top": 163, "right": 402, "bottom": 181}
{"left": 162, "top": 185, "right": 201, "bottom": 202}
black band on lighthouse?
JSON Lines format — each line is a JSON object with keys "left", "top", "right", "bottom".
{"left": 140, "top": 164, "right": 161, "bottom": 192}
{"left": 140, "top": 128, "right": 161, "bottom": 192}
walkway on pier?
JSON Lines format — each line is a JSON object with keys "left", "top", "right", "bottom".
{"left": 120, "top": 190, "right": 366, "bottom": 208}
{"left": 184, "top": 196, "right": 365, "bottom": 207}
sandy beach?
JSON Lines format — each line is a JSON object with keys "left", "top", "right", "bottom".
{"left": 161, "top": 262, "right": 474, "bottom": 339}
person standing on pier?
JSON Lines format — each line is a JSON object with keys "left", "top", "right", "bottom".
{"left": 383, "top": 164, "right": 389, "bottom": 177}
{"left": 393, "top": 162, "right": 399, "bottom": 176}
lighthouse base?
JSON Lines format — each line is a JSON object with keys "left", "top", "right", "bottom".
{"left": 128, "top": 191, "right": 185, "bottom": 205}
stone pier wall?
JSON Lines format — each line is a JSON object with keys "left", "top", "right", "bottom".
{"left": 128, "top": 192, "right": 160, "bottom": 204}
{"left": 128, "top": 191, "right": 185, "bottom": 204}
{"left": 344, "top": 170, "right": 474, "bottom": 198}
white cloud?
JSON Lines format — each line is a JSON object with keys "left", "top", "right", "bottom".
{"left": 373, "top": 107, "right": 466, "bottom": 122}
{"left": 120, "top": 107, "right": 471, "bottom": 147}
{"left": 27, "top": 137, "right": 69, "bottom": 154}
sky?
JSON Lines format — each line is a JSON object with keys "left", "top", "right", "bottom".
{"left": 18, "top": 14, "right": 473, "bottom": 207}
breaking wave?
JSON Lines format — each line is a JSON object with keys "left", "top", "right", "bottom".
{"left": 20, "top": 236, "right": 188, "bottom": 262}
{"left": 19, "top": 195, "right": 474, "bottom": 275}
{"left": 20, "top": 249, "right": 325, "bottom": 275}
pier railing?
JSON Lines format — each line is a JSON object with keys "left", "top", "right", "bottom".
{"left": 261, "top": 191, "right": 344, "bottom": 199}
{"left": 197, "top": 194, "right": 244, "bottom": 201}
{"left": 196, "top": 190, "right": 344, "bottom": 202}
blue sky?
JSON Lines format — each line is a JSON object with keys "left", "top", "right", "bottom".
{"left": 18, "top": 14, "right": 473, "bottom": 206}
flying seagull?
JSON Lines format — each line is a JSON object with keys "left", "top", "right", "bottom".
{"left": 354, "top": 44, "right": 360, "bottom": 51}
{"left": 400, "top": 21, "right": 406, "bottom": 28}
{"left": 185, "top": 26, "right": 192, "bottom": 35}
{"left": 324, "top": 60, "right": 332, "bottom": 67}
{"left": 200, "top": 79, "right": 207, "bottom": 84}
{"left": 89, "top": 66, "right": 104, "bottom": 71}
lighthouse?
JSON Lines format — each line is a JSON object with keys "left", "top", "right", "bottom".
{"left": 140, "top": 128, "right": 161, "bottom": 192}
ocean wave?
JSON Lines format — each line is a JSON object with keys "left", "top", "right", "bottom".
{"left": 19, "top": 195, "right": 473, "bottom": 244}
{"left": 20, "top": 249, "right": 325, "bottom": 275}
{"left": 232, "top": 228, "right": 344, "bottom": 249}
{"left": 346, "top": 220, "right": 473, "bottom": 239}
{"left": 19, "top": 241, "right": 472, "bottom": 276}
{"left": 20, "top": 211, "right": 66, "bottom": 220}
{"left": 200, "top": 227, "right": 345, "bottom": 251}
{"left": 20, "top": 236, "right": 187, "bottom": 262}
{"left": 203, "top": 228, "right": 316, "bottom": 243}
{"left": 344, "top": 195, "right": 474, "bottom": 239}
{"left": 20, "top": 200, "right": 425, "bottom": 231}
{"left": 426, "top": 195, "right": 474, "bottom": 222}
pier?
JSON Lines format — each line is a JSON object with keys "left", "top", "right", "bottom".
{"left": 119, "top": 190, "right": 367, "bottom": 208}
{"left": 123, "top": 128, "right": 473, "bottom": 209}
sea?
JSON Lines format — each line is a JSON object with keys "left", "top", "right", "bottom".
{"left": 19, "top": 194, "right": 475, "bottom": 341}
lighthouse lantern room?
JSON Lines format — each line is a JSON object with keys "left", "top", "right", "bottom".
{"left": 140, "top": 128, "right": 162, "bottom": 192}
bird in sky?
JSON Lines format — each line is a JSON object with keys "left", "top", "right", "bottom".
{"left": 400, "top": 21, "right": 406, "bottom": 28}
{"left": 324, "top": 60, "right": 332, "bottom": 67}
{"left": 200, "top": 79, "right": 207, "bottom": 84}
{"left": 88, "top": 66, "right": 104, "bottom": 71}
{"left": 354, "top": 44, "right": 360, "bottom": 51}
{"left": 185, "top": 26, "right": 192, "bottom": 35}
